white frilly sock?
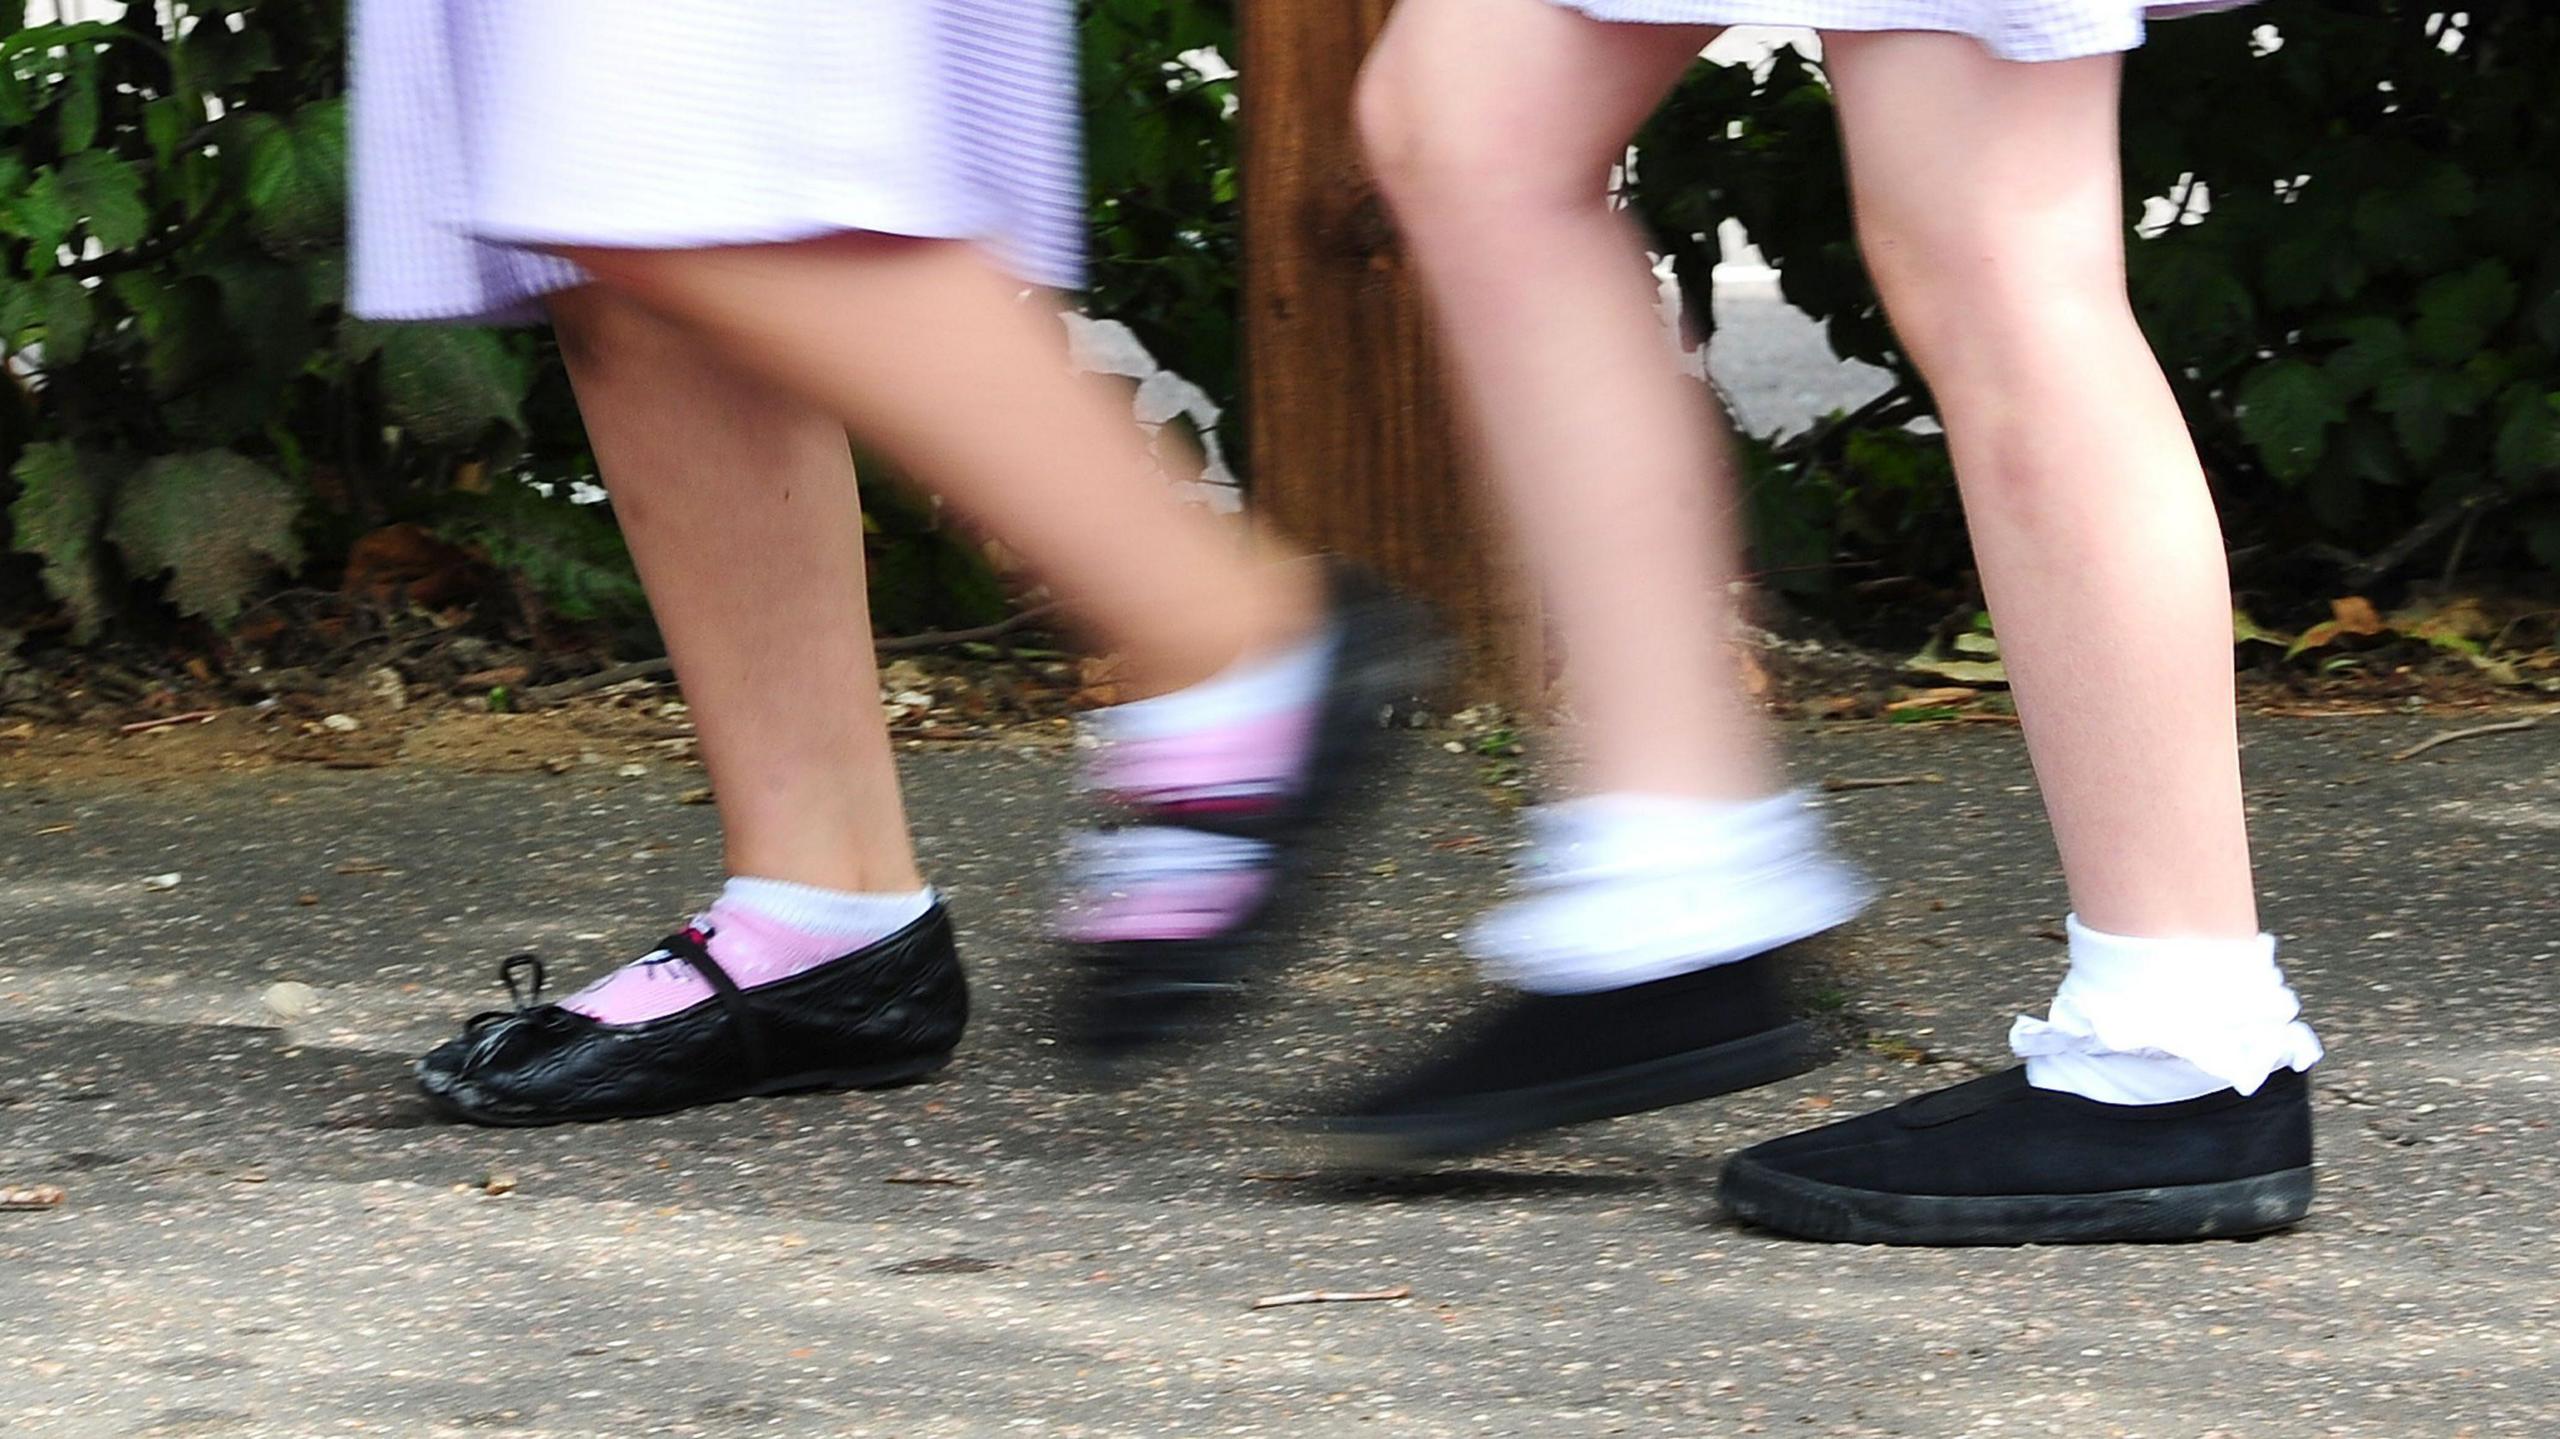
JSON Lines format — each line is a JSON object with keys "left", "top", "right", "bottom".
{"left": 1468, "top": 791, "right": 1870, "bottom": 995}
{"left": 2010, "top": 915, "right": 2323, "bottom": 1105}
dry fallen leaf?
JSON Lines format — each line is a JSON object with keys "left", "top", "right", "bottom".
{"left": 1, "top": 1185, "right": 67, "bottom": 1212}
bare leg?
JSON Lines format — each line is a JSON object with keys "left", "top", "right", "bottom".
{"left": 553, "top": 236, "right": 1321, "bottom": 699}
{"left": 1356, "top": 0, "right": 1775, "bottom": 800}
{"left": 547, "top": 285, "right": 919, "bottom": 894}
{"left": 1824, "top": 33, "right": 2257, "bottom": 938}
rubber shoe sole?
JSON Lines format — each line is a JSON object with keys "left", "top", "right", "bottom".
{"left": 1718, "top": 1157, "right": 2315, "bottom": 1246}
{"left": 1318, "top": 1020, "right": 1819, "bottom": 1172}
{"left": 416, "top": 1050, "right": 953, "bottom": 1128}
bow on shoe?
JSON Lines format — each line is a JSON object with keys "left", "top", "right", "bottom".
{"left": 446, "top": 951, "right": 583, "bottom": 1075}
{"left": 463, "top": 953, "right": 553, "bottom": 1032}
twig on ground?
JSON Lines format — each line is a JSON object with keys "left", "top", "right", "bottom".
{"left": 2391, "top": 710, "right": 2553, "bottom": 762}
{"left": 117, "top": 710, "right": 219, "bottom": 734}
{"left": 522, "top": 603, "right": 1067, "bottom": 707}
{"left": 1820, "top": 773, "right": 1945, "bottom": 792}
{"left": 874, "top": 601, "right": 1062, "bottom": 657}
{"left": 1251, "top": 1285, "right": 1412, "bottom": 1311}
{"left": 522, "top": 657, "right": 675, "bottom": 706}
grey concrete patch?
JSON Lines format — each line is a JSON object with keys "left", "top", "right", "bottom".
{"left": 2, "top": 719, "right": 2553, "bottom": 1437}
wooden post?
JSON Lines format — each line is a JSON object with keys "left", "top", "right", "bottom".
{"left": 1239, "top": 1, "right": 1540, "bottom": 705}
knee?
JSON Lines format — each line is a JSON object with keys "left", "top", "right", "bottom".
{"left": 1859, "top": 216, "right": 2133, "bottom": 389}
{"left": 1354, "top": 48, "right": 1603, "bottom": 226}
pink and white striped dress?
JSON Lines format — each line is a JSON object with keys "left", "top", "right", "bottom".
{"left": 1548, "top": 0, "right": 2255, "bottom": 61}
{"left": 350, "top": 1, "right": 1084, "bottom": 325}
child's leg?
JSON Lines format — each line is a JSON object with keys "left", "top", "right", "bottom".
{"left": 1357, "top": 0, "right": 1776, "bottom": 801}
{"left": 1717, "top": 33, "right": 2318, "bottom": 1246}
{"left": 419, "top": 287, "right": 964, "bottom": 1126}
{"left": 546, "top": 285, "right": 919, "bottom": 896}
{"left": 550, "top": 236, "right": 1433, "bottom": 1068}
{"left": 1324, "top": 1, "right": 1871, "bottom": 1165}
{"left": 553, "top": 235, "right": 1323, "bottom": 700}
{"left": 1822, "top": 33, "right": 2256, "bottom": 941}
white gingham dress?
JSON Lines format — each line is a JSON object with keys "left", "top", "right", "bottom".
{"left": 1548, "top": 1, "right": 2252, "bottom": 62}
{"left": 349, "top": 1, "right": 1083, "bottom": 325}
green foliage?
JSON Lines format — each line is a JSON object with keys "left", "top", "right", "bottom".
{"left": 0, "top": 0, "right": 537, "bottom": 640}
{"left": 429, "top": 480, "right": 646, "bottom": 627}
{"left": 107, "top": 450, "right": 305, "bottom": 626}
{"left": 1080, "top": 0, "right": 1241, "bottom": 415}
{"left": 7, "top": 441, "right": 114, "bottom": 638}
{"left": 3, "top": 0, "right": 1251, "bottom": 650}
{"left": 1628, "top": 4, "right": 2560, "bottom": 598}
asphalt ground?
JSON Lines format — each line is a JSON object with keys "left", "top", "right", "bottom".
{"left": 3, "top": 715, "right": 2553, "bottom": 1437}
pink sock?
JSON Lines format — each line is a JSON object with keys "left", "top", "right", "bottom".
{"left": 562, "top": 878, "right": 936, "bottom": 1026}
{"left": 1064, "top": 629, "right": 1335, "bottom": 943}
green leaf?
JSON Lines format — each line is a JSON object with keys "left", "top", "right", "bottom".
{"left": 110, "top": 271, "right": 227, "bottom": 398}
{"left": 2412, "top": 261, "right": 2520, "bottom": 365}
{"left": 33, "top": 273, "right": 94, "bottom": 363}
{"left": 177, "top": 20, "right": 276, "bottom": 93}
{"left": 104, "top": 451, "right": 306, "bottom": 627}
{"left": 7, "top": 441, "right": 117, "bottom": 641}
{"left": 2235, "top": 360, "right": 2346, "bottom": 481}
{"left": 57, "top": 43, "right": 100, "bottom": 151}
{"left": 143, "top": 95, "right": 199, "bottom": 167}
{"left": 2375, "top": 368, "right": 2486, "bottom": 466}
{"left": 2491, "top": 387, "right": 2560, "bottom": 482}
{"left": 244, "top": 97, "right": 345, "bottom": 253}
{"left": 2320, "top": 318, "right": 2408, "bottom": 399}
{"left": 3, "top": 166, "right": 81, "bottom": 265}
{"left": 2352, "top": 166, "right": 2472, "bottom": 271}
{"left": 373, "top": 325, "right": 528, "bottom": 445}
{"left": 54, "top": 151, "right": 151, "bottom": 251}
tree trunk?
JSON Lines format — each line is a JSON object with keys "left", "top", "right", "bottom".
{"left": 1238, "top": 1, "right": 1541, "bottom": 705}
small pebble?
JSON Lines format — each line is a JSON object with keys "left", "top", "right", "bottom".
{"left": 263, "top": 982, "right": 319, "bottom": 1021}
{"left": 322, "top": 713, "right": 362, "bottom": 733}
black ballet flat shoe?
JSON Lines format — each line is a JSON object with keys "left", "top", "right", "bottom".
{"left": 1718, "top": 1065, "right": 2315, "bottom": 1246}
{"left": 416, "top": 904, "right": 967, "bottom": 1127}
{"left": 1067, "top": 563, "right": 1442, "bottom": 1072}
{"left": 1314, "top": 944, "right": 1822, "bottom": 1170}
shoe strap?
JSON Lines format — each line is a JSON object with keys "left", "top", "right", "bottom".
{"left": 662, "top": 929, "right": 772, "bottom": 1079}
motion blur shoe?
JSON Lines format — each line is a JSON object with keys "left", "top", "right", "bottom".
{"left": 1718, "top": 1065, "right": 2314, "bottom": 1245}
{"left": 1061, "top": 563, "right": 1439, "bottom": 1071}
{"left": 1315, "top": 942, "right": 1822, "bottom": 1170}
{"left": 416, "top": 905, "right": 966, "bottom": 1126}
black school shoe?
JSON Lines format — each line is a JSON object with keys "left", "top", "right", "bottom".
{"left": 1315, "top": 944, "right": 1822, "bottom": 1169}
{"left": 1718, "top": 1065, "right": 2315, "bottom": 1245}
{"left": 1067, "top": 565, "right": 1440, "bottom": 1067}
{"left": 416, "top": 905, "right": 967, "bottom": 1127}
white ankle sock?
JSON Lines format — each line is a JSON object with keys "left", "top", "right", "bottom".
{"left": 716, "top": 876, "right": 937, "bottom": 944}
{"left": 1469, "top": 791, "right": 1870, "bottom": 994}
{"left": 1088, "top": 625, "right": 1337, "bottom": 742}
{"left": 2010, "top": 915, "right": 2323, "bottom": 1105}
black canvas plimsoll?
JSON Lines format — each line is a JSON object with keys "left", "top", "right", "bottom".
{"left": 1314, "top": 944, "right": 1824, "bottom": 1170}
{"left": 1718, "top": 1065, "right": 2315, "bottom": 1245}
{"left": 416, "top": 905, "right": 967, "bottom": 1127}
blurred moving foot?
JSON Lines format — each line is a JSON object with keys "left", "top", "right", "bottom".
{"left": 1060, "top": 562, "right": 1439, "bottom": 1073}
{"left": 1315, "top": 939, "right": 1824, "bottom": 1169}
